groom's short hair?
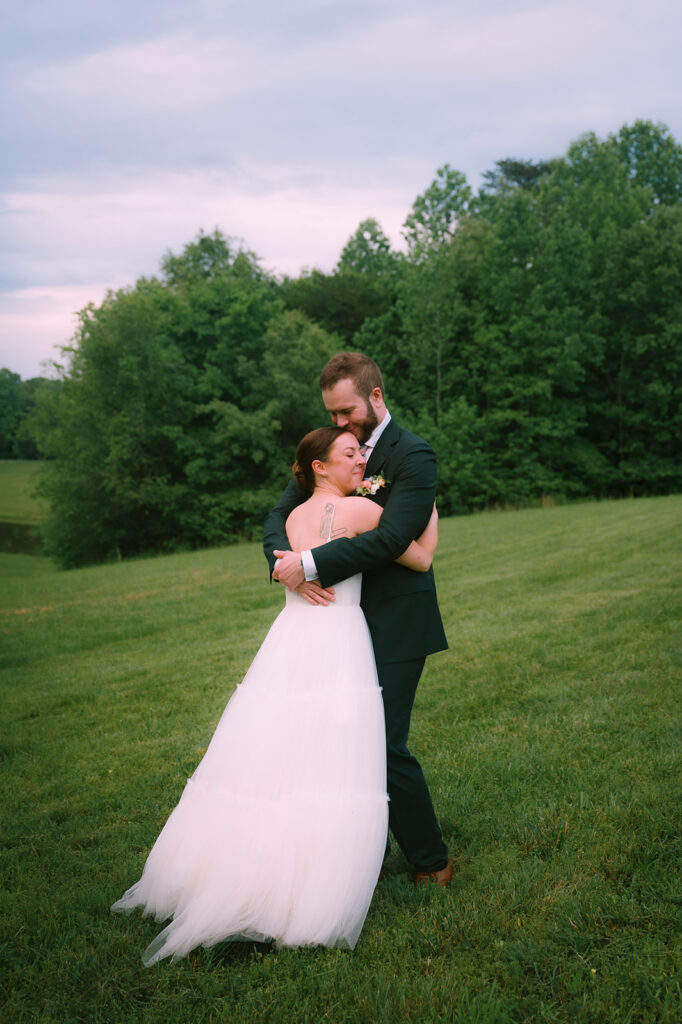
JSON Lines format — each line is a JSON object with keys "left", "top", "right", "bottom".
{"left": 319, "top": 352, "right": 384, "bottom": 401}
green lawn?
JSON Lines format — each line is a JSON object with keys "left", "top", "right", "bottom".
{"left": 0, "top": 460, "right": 46, "bottom": 524}
{"left": 1, "top": 496, "right": 681, "bottom": 1023}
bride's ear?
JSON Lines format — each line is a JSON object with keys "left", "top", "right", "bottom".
{"left": 311, "top": 458, "right": 327, "bottom": 477}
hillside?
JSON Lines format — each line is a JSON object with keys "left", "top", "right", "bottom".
{"left": 2, "top": 495, "right": 681, "bottom": 1023}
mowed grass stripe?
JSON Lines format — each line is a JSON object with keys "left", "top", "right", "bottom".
{"left": 1, "top": 495, "right": 681, "bottom": 1023}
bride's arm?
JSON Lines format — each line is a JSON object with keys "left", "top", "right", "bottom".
{"left": 289, "top": 497, "right": 438, "bottom": 575}
{"left": 347, "top": 498, "right": 438, "bottom": 572}
{"left": 395, "top": 504, "right": 438, "bottom": 572}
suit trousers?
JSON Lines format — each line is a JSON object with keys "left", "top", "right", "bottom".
{"left": 376, "top": 657, "right": 449, "bottom": 872}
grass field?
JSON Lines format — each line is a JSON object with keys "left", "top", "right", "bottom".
{"left": 0, "top": 461, "right": 46, "bottom": 556}
{"left": 0, "top": 461, "right": 46, "bottom": 524}
{"left": 1, "top": 496, "right": 681, "bottom": 1023}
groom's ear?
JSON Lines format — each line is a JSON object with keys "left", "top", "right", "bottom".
{"left": 369, "top": 386, "right": 383, "bottom": 408}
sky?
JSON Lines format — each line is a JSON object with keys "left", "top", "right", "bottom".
{"left": 2, "top": 0, "right": 681, "bottom": 380}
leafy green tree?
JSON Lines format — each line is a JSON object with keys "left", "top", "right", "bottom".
{"left": 397, "top": 166, "right": 474, "bottom": 425}
{"left": 184, "top": 309, "right": 337, "bottom": 544}
{"left": 595, "top": 202, "right": 682, "bottom": 492}
{"left": 160, "top": 228, "right": 264, "bottom": 287}
{"left": 406, "top": 398, "right": 490, "bottom": 514}
{"left": 479, "top": 157, "right": 552, "bottom": 199}
{"left": 280, "top": 268, "right": 392, "bottom": 343}
{"left": 160, "top": 231, "right": 281, "bottom": 403}
{"left": 31, "top": 231, "right": 340, "bottom": 567}
{"left": 13, "top": 378, "right": 60, "bottom": 458}
{"left": 382, "top": 122, "right": 682, "bottom": 508}
{"left": 337, "top": 218, "right": 401, "bottom": 281}
{"left": 33, "top": 282, "right": 191, "bottom": 566}
{"left": 535, "top": 128, "right": 680, "bottom": 495}
{"left": 28, "top": 124, "right": 682, "bottom": 566}
{"left": 403, "top": 164, "right": 472, "bottom": 261}
{"left": 0, "top": 371, "right": 61, "bottom": 459}
{"left": 253, "top": 309, "right": 338, "bottom": 446}
{"left": 352, "top": 306, "right": 410, "bottom": 404}
{"left": 0, "top": 369, "right": 23, "bottom": 458}
{"left": 610, "top": 120, "right": 682, "bottom": 207}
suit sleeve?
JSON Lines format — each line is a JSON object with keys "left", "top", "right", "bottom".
{"left": 312, "top": 441, "right": 437, "bottom": 588}
{"left": 262, "top": 477, "right": 308, "bottom": 578}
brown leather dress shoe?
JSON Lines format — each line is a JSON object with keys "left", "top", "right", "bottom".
{"left": 413, "top": 861, "right": 454, "bottom": 887}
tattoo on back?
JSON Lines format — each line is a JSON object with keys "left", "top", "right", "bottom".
{"left": 320, "top": 502, "right": 348, "bottom": 541}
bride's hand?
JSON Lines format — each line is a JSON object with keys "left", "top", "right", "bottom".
{"left": 296, "top": 581, "right": 336, "bottom": 606}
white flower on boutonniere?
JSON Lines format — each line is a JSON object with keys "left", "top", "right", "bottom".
{"left": 355, "top": 474, "right": 388, "bottom": 496}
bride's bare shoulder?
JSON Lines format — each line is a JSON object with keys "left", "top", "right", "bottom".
{"left": 285, "top": 501, "right": 307, "bottom": 527}
{"left": 338, "top": 496, "right": 381, "bottom": 529}
{"left": 339, "top": 496, "right": 372, "bottom": 510}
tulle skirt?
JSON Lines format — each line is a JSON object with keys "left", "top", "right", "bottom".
{"left": 112, "top": 576, "right": 388, "bottom": 964}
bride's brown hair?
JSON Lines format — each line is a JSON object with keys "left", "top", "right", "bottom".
{"left": 293, "top": 426, "right": 350, "bottom": 494}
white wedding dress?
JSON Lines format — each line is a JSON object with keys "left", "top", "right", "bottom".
{"left": 112, "top": 574, "right": 388, "bottom": 964}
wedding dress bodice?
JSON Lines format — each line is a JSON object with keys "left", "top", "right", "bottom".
{"left": 285, "top": 574, "right": 361, "bottom": 608}
{"left": 285, "top": 501, "right": 362, "bottom": 609}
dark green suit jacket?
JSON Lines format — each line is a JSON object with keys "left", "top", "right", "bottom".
{"left": 263, "top": 418, "right": 448, "bottom": 664}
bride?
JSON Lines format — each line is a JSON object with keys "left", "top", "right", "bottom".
{"left": 112, "top": 426, "right": 438, "bottom": 964}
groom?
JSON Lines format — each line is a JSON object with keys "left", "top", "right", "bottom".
{"left": 263, "top": 351, "right": 452, "bottom": 885}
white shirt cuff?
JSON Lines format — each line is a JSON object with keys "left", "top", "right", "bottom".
{"left": 301, "top": 549, "right": 318, "bottom": 581}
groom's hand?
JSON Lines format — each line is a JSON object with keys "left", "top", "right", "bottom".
{"left": 272, "top": 549, "right": 307, "bottom": 589}
{"left": 273, "top": 550, "right": 335, "bottom": 605}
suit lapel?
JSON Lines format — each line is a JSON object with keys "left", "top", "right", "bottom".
{"left": 365, "top": 417, "right": 399, "bottom": 477}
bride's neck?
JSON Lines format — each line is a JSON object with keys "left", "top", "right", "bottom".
{"left": 312, "top": 481, "right": 345, "bottom": 498}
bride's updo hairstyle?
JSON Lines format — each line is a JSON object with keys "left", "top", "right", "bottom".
{"left": 293, "top": 426, "right": 350, "bottom": 494}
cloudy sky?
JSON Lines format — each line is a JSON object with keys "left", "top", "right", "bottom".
{"left": 2, "top": 0, "right": 681, "bottom": 379}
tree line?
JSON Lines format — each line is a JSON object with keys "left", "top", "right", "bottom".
{"left": 4, "top": 119, "right": 681, "bottom": 567}
{"left": 0, "top": 372, "right": 58, "bottom": 459}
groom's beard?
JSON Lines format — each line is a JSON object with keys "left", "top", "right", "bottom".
{"left": 357, "top": 404, "right": 379, "bottom": 443}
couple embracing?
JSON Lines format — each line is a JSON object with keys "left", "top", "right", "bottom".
{"left": 112, "top": 352, "right": 452, "bottom": 963}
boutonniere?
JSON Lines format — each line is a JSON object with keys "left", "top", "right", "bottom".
{"left": 355, "top": 474, "right": 388, "bottom": 496}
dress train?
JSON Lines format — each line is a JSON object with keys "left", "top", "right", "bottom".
{"left": 111, "top": 575, "right": 388, "bottom": 963}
